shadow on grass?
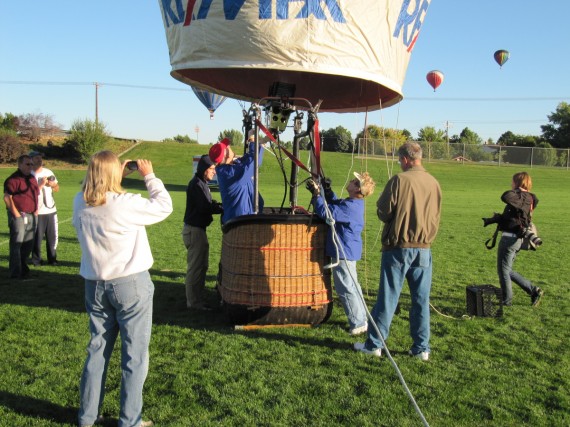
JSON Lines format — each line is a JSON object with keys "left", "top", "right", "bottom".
{"left": 0, "top": 390, "right": 77, "bottom": 425}
{"left": 0, "top": 265, "right": 398, "bottom": 352}
{"left": 0, "top": 263, "right": 230, "bottom": 329}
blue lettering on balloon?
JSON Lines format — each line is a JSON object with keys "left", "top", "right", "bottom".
{"left": 259, "top": 0, "right": 272, "bottom": 19}
{"left": 161, "top": 0, "right": 185, "bottom": 27}
{"left": 163, "top": 0, "right": 346, "bottom": 25}
{"left": 276, "top": 0, "right": 345, "bottom": 22}
{"left": 393, "top": 0, "right": 430, "bottom": 48}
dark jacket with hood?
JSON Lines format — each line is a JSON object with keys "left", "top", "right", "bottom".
{"left": 498, "top": 188, "right": 538, "bottom": 235}
{"left": 183, "top": 155, "right": 223, "bottom": 228}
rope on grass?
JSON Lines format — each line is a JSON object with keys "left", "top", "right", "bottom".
{"left": 318, "top": 195, "right": 430, "bottom": 427}
{"left": 430, "top": 303, "right": 473, "bottom": 320}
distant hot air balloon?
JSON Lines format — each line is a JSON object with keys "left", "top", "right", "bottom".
{"left": 426, "top": 70, "right": 444, "bottom": 92}
{"left": 191, "top": 86, "right": 227, "bottom": 119}
{"left": 494, "top": 49, "right": 510, "bottom": 68}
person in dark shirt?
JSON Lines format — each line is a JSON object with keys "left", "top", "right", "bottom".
{"left": 3, "top": 155, "right": 40, "bottom": 279}
{"left": 495, "top": 172, "right": 543, "bottom": 307}
{"left": 183, "top": 155, "right": 223, "bottom": 310}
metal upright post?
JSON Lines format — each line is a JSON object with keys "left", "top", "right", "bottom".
{"left": 94, "top": 82, "right": 99, "bottom": 124}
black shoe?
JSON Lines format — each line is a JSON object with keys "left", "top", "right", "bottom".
{"left": 48, "top": 261, "right": 59, "bottom": 266}
{"left": 531, "top": 288, "right": 544, "bottom": 307}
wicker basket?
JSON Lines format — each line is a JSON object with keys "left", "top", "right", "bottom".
{"left": 218, "top": 212, "right": 333, "bottom": 325}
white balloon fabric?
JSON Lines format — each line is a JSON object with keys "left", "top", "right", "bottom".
{"left": 159, "top": 0, "right": 431, "bottom": 112}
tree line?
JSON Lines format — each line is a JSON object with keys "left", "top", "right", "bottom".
{"left": 319, "top": 102, "right": 570, "bottom": 153}
{"left": 2, "top": 102, "right": 568, "bottom": 164}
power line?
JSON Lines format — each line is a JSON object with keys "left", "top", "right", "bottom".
{"left": 0, "top": 80, "right": 191, "bottom": 92}
{"left": 406, "top": 96, "right": 569, "bottom": 101}
{"left": 1, "top": 81, "right": 568, "bottom": 100}
{"left": 449, "top": 119, "right": 545, "bottom": 124}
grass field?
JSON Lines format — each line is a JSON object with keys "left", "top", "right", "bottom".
{"left": 0, "top": 142, "right": 569, "bottom": 426}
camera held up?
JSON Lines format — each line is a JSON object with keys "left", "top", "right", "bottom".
{"left": 126, "top": 160, "right": 138, "bottom": 171}
{"left": 482, "top": 212, "right": 501, "bottom": 227}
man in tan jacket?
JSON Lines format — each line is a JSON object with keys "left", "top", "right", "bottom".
{"left": 354, "top": 142, "right": 442, "bottom": 361}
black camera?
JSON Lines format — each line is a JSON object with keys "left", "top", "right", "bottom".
{"left": 482, "top": 212, "right": 501, "bottom": 227}
{"left": 126, "top": 161, "right": 138, "bottom": 171}
{"left": 522, "top": 227, "right": 543, "bottom": 247}
{"left": 47, "top": 175, "right": 56, "bottom": 182}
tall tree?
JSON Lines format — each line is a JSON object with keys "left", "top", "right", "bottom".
{"left": 17, "top": 112, "right": 61, "bottom": 141}
{"left": 355, "top": 125, "right": 407, "bottom": 155}
{"left": 417, "top": 126, "right": 445, "bottom": 142}
{"left": 541, "top": 102, "right": 570, "bottom": 148}
{"left": 320, "top": 126, "right": 353, "bottom": 152}
{"left": 401, "top": 129, "right": 412, "bottom": 140}
{"left": 68, "top": 119, "right": 109, "bottom": 163}
{"left": 218, "top": 129, "right": 244, "bottom": 147}
{"left": 0, "top": 112, "right": 19, "bottom": 131}
{"left": 458, "top": 127, "right": 483, "bottom": 145}
{"left": 498, "top": 131, "right": 542, "bottom": 147}
{"left": 497, "top": 131, "right": 517, "bottom": 146}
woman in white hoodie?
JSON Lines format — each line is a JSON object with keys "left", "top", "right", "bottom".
{"left": 73, "top": 151, "right": 172, "bottom": 427}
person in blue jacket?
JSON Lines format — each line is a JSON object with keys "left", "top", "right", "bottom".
{"left": 208, "top": 135, "right": 266, "bottom": 224}
{"left": 308, "top": 172, "right": 376, "bottom": 335}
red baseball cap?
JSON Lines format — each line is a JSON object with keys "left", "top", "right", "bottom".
{"left": 208, "top": 137, "right": 230, "bottom": 164}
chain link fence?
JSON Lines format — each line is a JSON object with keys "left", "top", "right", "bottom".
{"left": 355, "top": 139, "right": 570, "bottom": 169}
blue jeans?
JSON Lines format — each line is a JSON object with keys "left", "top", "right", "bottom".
{"left": 365, "top": 248, "right": 432, "bottom": 354}
{"left": 79, "top": 271, "right": 154, "bottom": 427}
{"left": 497, "top": 235, "right": 535, "bottom": 305}
{"left": 332, "top": 260, "right": 367, "bottom": 329}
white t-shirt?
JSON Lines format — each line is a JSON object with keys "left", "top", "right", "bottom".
{"left": 32, "top": 167, "right": 58, "bottom": 215}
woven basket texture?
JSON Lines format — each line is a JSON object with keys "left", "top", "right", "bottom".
{"left": 219, "top": 221, "right": 332, "bottom": 308}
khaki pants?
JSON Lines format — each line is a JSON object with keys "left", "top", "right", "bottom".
{"left": 182, "top": 224, "right": 209, "bottom": 307}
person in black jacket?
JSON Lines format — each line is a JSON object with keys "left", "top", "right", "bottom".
{"left": 183, "top": 155, "right": 223, "bottom": 310}
{"left": 494, "top": 172, "right": 543, "bottom": 307}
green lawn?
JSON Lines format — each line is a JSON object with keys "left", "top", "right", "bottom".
{"left": 0, "top": 143, "right": 568, "bottom": 426}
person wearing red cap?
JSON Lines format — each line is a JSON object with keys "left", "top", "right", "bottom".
{"left": 208, "top": 135, "right": 265, "bottom": 224}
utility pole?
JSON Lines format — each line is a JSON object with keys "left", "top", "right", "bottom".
{"left": 195, "top": 125, "right": 200, "bottom": 143}
{"left": 94, "top": 82, "right": 101, "bottom": 124}
{"left": 445, "top": 120, "right": 450, "bottom": 144}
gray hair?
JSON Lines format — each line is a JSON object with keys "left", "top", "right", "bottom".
{"left": 398, "top": 142, "right": 422, "bottom": 161}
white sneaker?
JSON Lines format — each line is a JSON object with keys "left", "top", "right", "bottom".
{"left": 409, "top": 350, "right": 429, "bottom": 361}
{"left": 349, "top": 322, "right": 368, "bottom": 336}
{"left": 353, "top": 342, "right": 381, "bottom": 357}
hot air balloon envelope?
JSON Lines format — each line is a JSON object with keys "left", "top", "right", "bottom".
{"left": 426, "top": 70, "right": 444, "bottom": 91}
{"left": 159, "top": 0, "right": 431, "bottom": 112}
{"left": 191, "top": 87, "right": 226, "bottom": 119}
{"left": 494, "top": 49, "right": 510, "bottom": 68}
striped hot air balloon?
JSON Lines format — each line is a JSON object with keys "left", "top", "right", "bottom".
{"left": 494, "top": 49, "right": 510, "bottom": 68}
{"left": 426, "top": 70, "right": 444, "bottom": 92}
{"left": 191, "top": 86, "right": 227, "bottom": 119}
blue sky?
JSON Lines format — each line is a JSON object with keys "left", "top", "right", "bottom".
{"left": 1, "top": 1, "right": 569, "bottom": 145}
